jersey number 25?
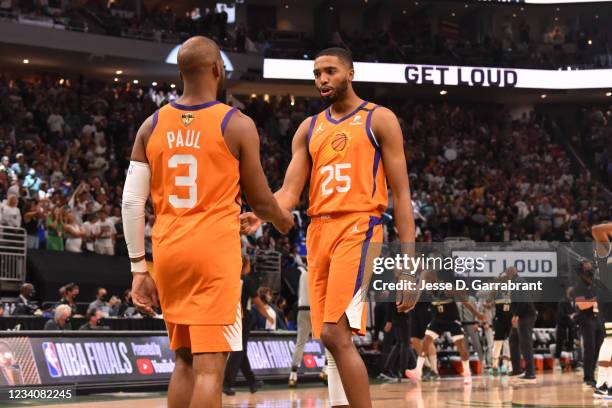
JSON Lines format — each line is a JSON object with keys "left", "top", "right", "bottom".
{"left": 320, "top": 163, "right": 351, "bottom": 196}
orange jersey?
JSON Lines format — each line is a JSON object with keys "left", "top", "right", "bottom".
{"left": 146, "top": 100, "right": 242, "bottom": 325}
{"left": 307, "top": 101, "right": 388, "bottom": 217}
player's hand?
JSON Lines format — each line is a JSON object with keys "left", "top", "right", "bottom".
{"left": 273, "top": 209, "right": 294, "bottom": 235}
{"left": 240, "top": 212, "right": 262, "bottom": 235}
{"left": 132, "top": 272, "right": 159, "bottom": 315}
{"left": 396, "top": 274, "right": 418, "bottom": 313}
{"left": 383, "top": 322, "right": 393, "bottom": 333}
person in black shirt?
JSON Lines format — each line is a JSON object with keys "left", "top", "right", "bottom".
{"left": 78, "top": 308, "right": 108, "bottom": 331}
{"left": 591, "top": 223, "right": 612, "bottom": 398}
{"left": 223, "top": 256, "right": 273, "bottom": 396}
{"left": 506, "top": 266, "right": 538, "bottom": 384}
{"left": 555, "top": 286, "right": 576, "bottom": 370}
{"left": 23, "top": 200, "right": 42, "bottom": 249}
{"left": 57, "top": 283, "right": 81, "bottom": 317}
{"left": 573, "top": 260, "right": 604, "bottom": 389}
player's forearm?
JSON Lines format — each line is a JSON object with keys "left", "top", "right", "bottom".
{"left": 122, "top": 162, "right": 151, "bottom": 272}
{"left": 250, "top": 194, "right": 285, "bottom": 224}
{"left": 274, "top": 187, "right": 301, "bottom": 211}
{"left": 393, "top": 193, "right": 416, "bottom": 254}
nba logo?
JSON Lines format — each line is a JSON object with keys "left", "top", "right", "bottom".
{"left": 42, "top": 342, "right": 62, "bottom": 378}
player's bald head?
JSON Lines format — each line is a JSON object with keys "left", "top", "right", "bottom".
{"left": 177, "top": 36, "right": 221, "bottom": 79}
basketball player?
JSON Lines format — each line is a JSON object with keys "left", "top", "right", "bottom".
{"left": 405, "top": 269, "right": 485, "bottom": 385}
{"left": 409, "top": 290, "right": 440, "bottom": 381}
{"left": 122, "top": 36, "right": 294, "bottom": 408}
{"left": 591, "top": 223, "right": 612, "bottom": 399}
{"left": 241, "top": 47, "right": 416, "bottom": 407}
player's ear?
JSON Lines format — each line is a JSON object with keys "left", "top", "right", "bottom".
{"left": 212, "top": 60, "right": 222, "bottom": 79}
{"left": 179, "top": 71, "right": 184, "bottom": 82}
{"left": 348, "top": 67, "right": 355, "bottom": 82}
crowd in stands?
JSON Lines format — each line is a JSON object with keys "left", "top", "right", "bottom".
{"left": 3, "top": 1, "right": 611, "bottom": 70}
{"left": 580, "top": 105, "right": 612, "bottom": 186}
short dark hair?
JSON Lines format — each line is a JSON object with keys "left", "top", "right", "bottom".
{"left": 86, "top": 308, "right": 99, "bottom": 320}
{"left": 315, "top": 47, "right": 354, "bottom": 68}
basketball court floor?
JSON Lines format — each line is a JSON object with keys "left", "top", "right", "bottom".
{"left": 5, "top": 372, "right": 612, "bottom": 407}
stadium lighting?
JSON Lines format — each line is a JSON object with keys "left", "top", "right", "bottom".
{"left": 606, "top": 92, "right": 612, "bottom": 97}
{"left": 451, "top": 12, "right": 456, "bottom": 17}
{"left": 133, "top": 79, "right": 139, "bottom": 84}
{"left": 250, "top": 93, "right": 257, "bottom": 98}
{"left": 329, "top": 6, "right": 334, "bottom": 10}
{"left": 513, "top": 13, "right": 517, "bottom": 18}
{"left": 170, "top": 83, "right": 176, "bottom": 88}
{"left": 22, "top": 59, "right": 29, "bottom": 64}
{"left": 114, "top": 77, "right": 119, "bottom": 82}
{"left": 264, "top": 94, "right": 270, "bottom": 102}
{"left": 440, "top": 90, "right": 448, "bottom": 95}
{"left": 116, "top": 70, "right": 123, "bottom": 75}
{"left": 284, "top": 4, "right": 288, "bottom": 8}
{"left": 588, "top": 40, "right": 593, "bottom": 45}
{"left": 152, "top": 82, "right": 158, "bottom": 86}
{"left": 59, "top": 79, "right": 65, "bottom": 85}
{"left": 403, "top": 10, "right": 407, "bottom": 14}
{"left": 540, "top": 94, "right": 547, "bottom": 99}
{"left": 465, "top": 4, "right": 468, "bottom": 8}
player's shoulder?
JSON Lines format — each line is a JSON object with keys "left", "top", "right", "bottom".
{"left": 370, "top": 104, "right": 397, "bottom": 120}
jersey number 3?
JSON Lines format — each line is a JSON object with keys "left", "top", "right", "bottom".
{"left": 168, "top": 154, "right": 197, "bottom": 208}
{"left": 320, "top": 163, "right": 351, "bottom": 196}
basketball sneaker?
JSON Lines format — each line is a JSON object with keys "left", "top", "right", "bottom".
{"left": 288, "top": 371, "right": 298, "bottom": 388}
{"left": 405, "top": 368, "right": 421, "bottom": 382}
{"left": 594, "top": 384, "right": 608, "bottom": 398}
{"left": 512, "top": 373, "right": 537, "bottom": 385}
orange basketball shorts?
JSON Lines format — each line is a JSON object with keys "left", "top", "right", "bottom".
{"left": 165, "top": 302, "right": 243, "bottom": 353}
{"left": 306, "top": 212, "right": 383, "bottom": 339}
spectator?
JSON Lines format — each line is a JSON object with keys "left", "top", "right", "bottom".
{"left": 62, "top": 211, "right": 85, "bottom": 253}
{"left": 43, "top": 304, "right": 72, "bottom": 330}
{"left": 94, "top": 210, "right": 116, "bottom": 255}
{"left": 12, "top": 283, "right": 40, "bottom": 316}
{"left": 0, "top": 194, "right": 22, "bottom": 228}
{"left": 47, "top": 107, "right": 65, "bottom": 137}
{"left": 82, "top": 212, "right": 98, "bottom": 253}
{"left": 10, "top": 153, "right": 27, "bottom": 178}
{"left": 253, "top": 287, "right": 287, "bottom": 330}
{"left": 23, "top": 200, "right": 43, "bottom": 249}
{"left": 88, "top": 287, "right": 108, "bottom": 313}
{"left": 111, "top": 289, "right": 134, "bottom": 317}
{"left": 78, "top": 308, "right": 107, "bottom": 330}
{"left": 58, "top": 283, "right": 80, "bottom": 317}
{"left": 46, "top": 207, "right": 64, "bottom": 251}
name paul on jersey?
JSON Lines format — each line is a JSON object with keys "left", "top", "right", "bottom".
{"left": 166, "top": 130, "right": 201, "bottom": 150}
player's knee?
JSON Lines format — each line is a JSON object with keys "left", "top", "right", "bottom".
{"left": 320, "top": 327, "right": 351, "bottom": 352}
{"left": 174, "top": 348, "right": 193, "bottom": 370}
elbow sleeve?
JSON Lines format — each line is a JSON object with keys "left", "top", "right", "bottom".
{"left": 122, "top": 161, "right": 151, "bottom": 262}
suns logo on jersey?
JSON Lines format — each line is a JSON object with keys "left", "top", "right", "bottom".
{"left": 318, "top": 131, "right": 351, "bottom": 166}
{"left": 181, "top": 113, "right": 195, "bottom": 127}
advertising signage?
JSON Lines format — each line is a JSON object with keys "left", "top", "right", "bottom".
{"left": 0, "top": 334, "right": 323, "bottom": 387}
{"left": 263, "top": 59, "right": 612, "bottom": 90}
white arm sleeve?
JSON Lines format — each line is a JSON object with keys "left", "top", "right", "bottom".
{"left": 122, "top": 161, "right": 151, "bottom": 272}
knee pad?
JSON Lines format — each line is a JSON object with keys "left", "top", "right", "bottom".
{"left": 325, "top": 349, "right": 348, "bottom": 406}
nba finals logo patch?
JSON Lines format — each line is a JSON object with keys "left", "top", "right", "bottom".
{"left": 181, "top": 113, "right": 195, "bottom": 126}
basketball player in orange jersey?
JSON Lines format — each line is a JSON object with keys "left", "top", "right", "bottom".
{"left": 241, "top": 47, "right": 416, "bottom": 407}
{"left": 121, "top": 36, "right": 294, "bottom": 408}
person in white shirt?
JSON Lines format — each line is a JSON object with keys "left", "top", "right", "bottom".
{"left": 63, "top": 211, "right": 85, "bottom": 253}
{"left": 94, "top": 210, "right": 116, "bottom": 255}
{"left": 82, "top": 213, "right": 98, "bottom": 253}
{"left": 0, "top": 194, "right": 22, "bottom": 228}
{"left": 47, "top": 108, "right": 65, "bottom": 136}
